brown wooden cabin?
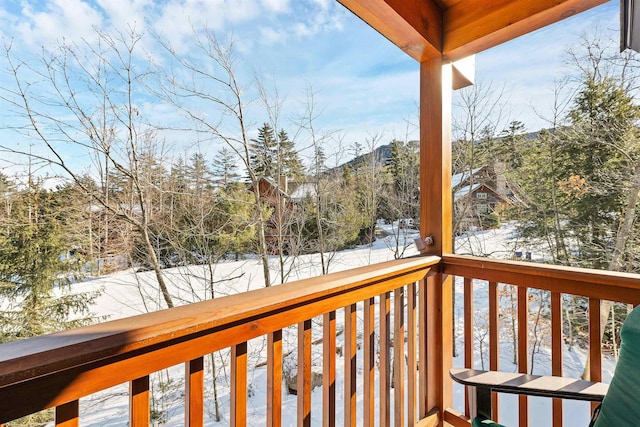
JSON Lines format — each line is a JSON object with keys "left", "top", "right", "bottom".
{"left": 454, "top": 165, "right": 523, "bottom": 232}
{"left": 2, "top": 1, "right": 635, "bottom": 426}
{"left": 249, "top": 176, "right": 312, "bottom": 254}
{"left": 249, "top": 177, "right": 292, "bottom": 254}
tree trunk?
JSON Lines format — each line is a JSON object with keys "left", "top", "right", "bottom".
{"left": 140, "top": 225, "right": 174, "bottom": 308}
{"left": 252, "top": 189, "right": 271, "bottom": 287}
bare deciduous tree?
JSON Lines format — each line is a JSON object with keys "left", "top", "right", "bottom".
{"left": 154, "top": 30, "right": 273, "bottom": 286}
{"left": 0, "top": 29, "right": 175, "bottom": 308}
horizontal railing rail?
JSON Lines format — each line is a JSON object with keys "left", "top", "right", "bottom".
{"left": 0, "top": 255, "right": 440, "bottom": 426}
{"left": 441, "top": 254, "right": 640, "bottom": 427}
{"left": 443, "top": 254, "right": 640, "bottom": 304}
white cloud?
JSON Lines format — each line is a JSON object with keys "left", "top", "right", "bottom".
{"left": 259, "top": 26, "right": 285, "bottom": 44}
{"left": 293, "top": 22, "right": 312, "bottom": 38}
{"left": 261, "top": 0, "right": 290, "bottom": 13}
{"left": 264, "top": 2, "right": 344, "bottom": 42}
{"left": 16, "top": 0, "right": 103, "bottom": 47}
{"left": 152, "top": 0, "right": 285, "bottom": 53}
{"left": 96, "top": 0, "right": 153, "bottom": 30}
{"left": 311, "top": 0, "right": 330, "bottom": 11}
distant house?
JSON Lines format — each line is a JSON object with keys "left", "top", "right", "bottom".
{"left": 453, "top": 163, "right": 523, "bottom": 232}
{"left": 249, "top": 176, "right": 314, "bottom": 254}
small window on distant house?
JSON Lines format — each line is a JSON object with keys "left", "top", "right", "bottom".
{"left": 477, "top": 203, "right": 489, "bottom": 214}
{"left": 476, "top": 192, "right": 487, "bottom": 200}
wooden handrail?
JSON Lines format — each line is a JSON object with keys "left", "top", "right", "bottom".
{"left": 0, "top": 255, "right": 439, "bottom": 424}
{"left": 443, "top": 254, "right": 640, "bottom": 304}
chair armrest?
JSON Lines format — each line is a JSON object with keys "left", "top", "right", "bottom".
{"left": 450, "top": 368, "right": 608, "bottom": 402}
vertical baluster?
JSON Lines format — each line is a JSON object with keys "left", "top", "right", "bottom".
{"left": 589, "top": 298, "right": 602, "bottom": 413}
{"left": 407, "top": 282, "right": 417, "bottom": 426}
{"left": 55, "top": 400, "right": 79, "bottom": 427}
{"left": 380, "top": 292, "right": 391, "bottom": 427}
{"left": 551, "top": 292, "right": 563, "bottom": 427}
{"left": 364, "top": 298, "right": 375, "bottom": 426}
{"left": 344, "top": 304, "right": 357, "bottom": 427}
{"left": 463, "top": 277, "right": 474, "bottom": 417}
{"left": 323, "top": 312, "right": 336, "bottom": 427}
{"left": 299, "top": 320, "right": 312, "bottom": 427}
{"left": 130, "top": 376, "right": 150, "bottom": 427}
{"left": 231, "top": 342, "right": 247, "bottom": 427}
{"left": 393, "top": 287, "right": 405, "bottom": 427}
{"left": 418, "top": 279, "right": 427, "bottom": 419}
{"left": 185, "top": 357, "right": 204, "bottom": 426}
{"left": 268, "top": 330, "right": 283, "bottom": 427}
{"left": 489, "top": 281, "right": 499, "bottom": 421}
{"left": 517, "top": 287, "right": 529, "bottom": 427}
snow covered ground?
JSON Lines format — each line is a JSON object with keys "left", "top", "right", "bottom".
{"left": 48, "top": 222, "right": 613, "bottom": 426}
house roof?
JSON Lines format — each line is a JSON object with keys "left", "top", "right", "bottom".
{"left": 248, "top": 177, "right": 289, "bottom": 199}
{"left": 452, "top": 167, "right": 482, "bottom": 190}
{"left": 288, "top": 182, "right": 316, "bottom": 201}
{"left": 454, "top": 182, "right": 512, "bottom": 204}
{"left": 453, "top": 183, "right": 481, "bottom": 202}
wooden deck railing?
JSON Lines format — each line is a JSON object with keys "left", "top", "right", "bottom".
{"left": 0, "top": 255, "right": 440, "bottom": 426}
{"left": 442, "top": 254, "right": 640, "bottom": 427}
{"left": 4, "top": 254, "right": 640, "bottom": 427}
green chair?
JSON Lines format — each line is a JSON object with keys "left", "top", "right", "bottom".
{"left": 451, "top": 305, "right": 640, "bottom": 426}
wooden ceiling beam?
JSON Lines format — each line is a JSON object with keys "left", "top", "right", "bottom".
{"left": 443, "top": 0, "right": 609, "bottom": 61}
{"left": 337, "top": 0, "right": 443, "bottom": 62}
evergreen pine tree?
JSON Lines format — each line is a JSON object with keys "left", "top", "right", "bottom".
{"left": 497, "top": 120, "right": 526, "bottom": 169}
{"left": 212, "top": 147, "right": 240, "bottom": 188}
{"left": 564, "top": 76, "right": 639, "bottom": 268}
{"left": 249, "top": 123, "right": 278, "bottom": 179}
{"left": 277, "top": 129, "right": 304, "bottom": 181}
{"left": 0, "top": 179, "right": 98, "bottom": 342}
{"left": 187, "top": 153, "right": 213, "bottom": 194}
{"left": 383, "top": 139, "right": 419, "bottom": 227}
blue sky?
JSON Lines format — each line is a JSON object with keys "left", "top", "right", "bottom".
{"left": 0, "top": 0, "right": 622, "bottom": 178}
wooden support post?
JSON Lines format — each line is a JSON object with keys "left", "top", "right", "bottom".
{"left": 419, "top": 54, "right": 453, "bottom": 420}
{"left": 419, "top": 56, "right": 452, "bottom": 256}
